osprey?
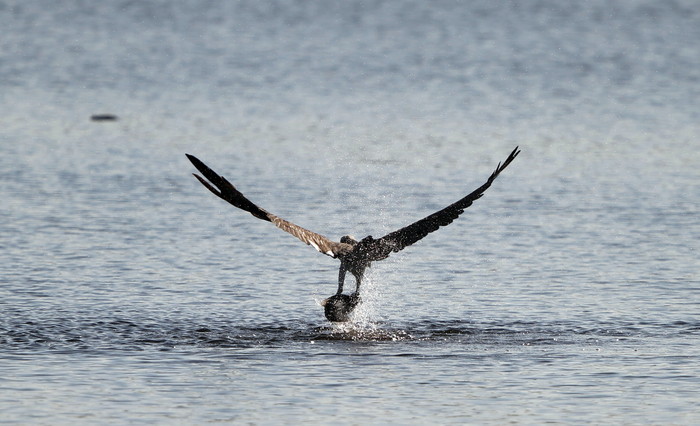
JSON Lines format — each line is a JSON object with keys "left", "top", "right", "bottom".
{"left": 187, "top": 147, "right": 519, "bottom": 322}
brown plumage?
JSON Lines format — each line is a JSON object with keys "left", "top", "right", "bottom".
{"left": 186, "top": 147, "right": 520, "bottom": 321}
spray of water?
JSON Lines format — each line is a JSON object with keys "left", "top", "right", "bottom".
{"left": 347, "top": 269, "right": 382, "bottom": 325}
{"left": 313, "top": 270, "right": 383, "bottom": 327}
{"left": 312, "top": 268, "right": 416, "bottom": 340}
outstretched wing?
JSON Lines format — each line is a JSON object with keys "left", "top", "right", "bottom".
{"left": 186, "top": 154, "right": 352, "bottom": 258}
{"left": 352, "top": 147, "right": 520, "bottom": 262}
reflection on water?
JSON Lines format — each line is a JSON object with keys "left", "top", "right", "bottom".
{"left": 3, "top": 311, "right": 697, "bottom": 350}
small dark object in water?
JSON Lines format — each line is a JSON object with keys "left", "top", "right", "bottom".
{"left": 322, "top": 293, "right": 361, "bottom": 322}
{"left": 90, "top": 114, "right": 118, "bottom": 122}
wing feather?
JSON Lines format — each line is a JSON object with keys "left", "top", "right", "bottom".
{"left": 354, "top": 147, "right": 520, "bottom": 262}
{"left": 186, "top": 154, "right": 351, "bottom": 258}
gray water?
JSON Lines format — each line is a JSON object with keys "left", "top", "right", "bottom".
{"left": 2, "top": 0, "right": 699, "bottom": 424}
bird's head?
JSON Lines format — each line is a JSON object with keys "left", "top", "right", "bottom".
{"left": 340, "top": 235, "right": 358, "bottom": 246}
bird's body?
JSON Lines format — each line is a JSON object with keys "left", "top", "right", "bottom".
{"left": 187, "top": 147, "right": 520, "bottom": 322}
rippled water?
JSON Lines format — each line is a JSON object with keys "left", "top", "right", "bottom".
{"left": 2, "top": 0, "right": 699, "bottom": 424}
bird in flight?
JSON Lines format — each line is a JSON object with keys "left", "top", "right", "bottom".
{"left": 186, "top": 147, "right": 520, "bottom": 322}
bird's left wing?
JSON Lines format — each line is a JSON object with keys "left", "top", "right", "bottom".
{"left": 352, "top": 147, "right": 520, "bottom": 262}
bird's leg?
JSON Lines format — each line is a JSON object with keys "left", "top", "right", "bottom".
{"left": 336, "top": 264, "right": 346, "bottom": 295}
{"left": 353, "top": 272, "right": 362, "bottom": 296}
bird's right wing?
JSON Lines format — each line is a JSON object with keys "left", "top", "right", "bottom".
{"left": 352, "top": 147, "right": 520, "bottom": 262}
{"left": 186, "top": 154, "right": 352, "bottom": 258}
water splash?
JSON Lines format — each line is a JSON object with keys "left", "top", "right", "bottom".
{"left": 347, "top": 270, "right": 383, "bottom": 325}
{"left": 314, "top": 271, "right": 418, "bottom": 340}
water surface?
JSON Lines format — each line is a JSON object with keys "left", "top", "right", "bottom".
{"left": 1, "top": 1, "right": 699, "bottom": 424}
